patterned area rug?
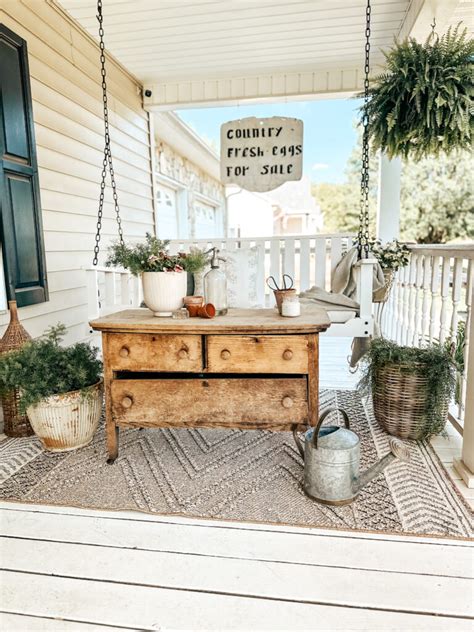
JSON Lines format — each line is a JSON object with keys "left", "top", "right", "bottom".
{"left": 0, "top": 390, "right": 471, "bottom": 538}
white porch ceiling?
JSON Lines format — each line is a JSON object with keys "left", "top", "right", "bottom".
{"left": 57, "top": 0, "right": 466, "bottom": 108}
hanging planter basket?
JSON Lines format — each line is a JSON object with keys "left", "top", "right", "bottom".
{"left": 373, "top": 269, "right": 395, "bottom": 303}
{"left": 364, "top": 25, "right": 474, "bottom": 160}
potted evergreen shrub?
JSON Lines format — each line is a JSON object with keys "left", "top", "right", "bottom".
{"left": 359, "top": 338, "right": 456, "bottom": 440}
{"left": 369, "top": 239, "right": 410, "bottom": 302}
{"left": 0, "top": 325, "right": 103, "bottom": 452}
{"left": 106, "top": 234, "right": 207, "bottom": 317}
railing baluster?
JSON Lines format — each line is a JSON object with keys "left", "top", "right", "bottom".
{"left": 104, "top": 271, "right": 116, "bottom": 311}
{"left": 132, "top": 275, "right": 141, "bottom": 307}
{"left": 420, "top": 256, "right": 432, "bottom": 344}
{"left": 394, "top": 268, "right": 404, "bottom": 343}
{"left": 283, "top": 237, "right": 295, "bottom": 280}
{"left": 120, "top": 273, "right": 130, "bottom": 307}
{"left": 330, "top": 236, "right": 342, "bottom": 278}
{"left": 398, "top": 264, "right": 408, "bottom": 345}
{"left": 429, "top": 256, "right": 441, "bottom": 343}
{"left": 439, "top": 256, "right": 451, "bottom": 344}
{"left": 314, "top": 238, "right": 326, "bottom": 289}
{"left": 255, "top": 239, "right": 266, "bottom": 307}
{"left": 407, "top": 254, "right": 418, "bottom": 346}
{"left": 269, "top": 238, "right": 280, "bottom": 279}
{"left": 86, "top": 269, "right": 99, "bottom": 321}
{"left": 458, "top": 260, "right": 473, "bottom": 423}
{"left": 449, "top": 258, "right": 463, "bottom": 341}
{"left": 269, "top": 239, "right": 280, "bottom": 305}
{"left": 300, "top": 237, "right": 310, "bottom": 292}
{"left": 412, "top": 254, "right": 424, "bottom": 345}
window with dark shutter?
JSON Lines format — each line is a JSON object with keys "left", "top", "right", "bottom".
{"left": 0, "top": 24, "right": 48, "bottom": 308}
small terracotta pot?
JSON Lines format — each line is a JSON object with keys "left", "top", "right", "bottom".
{"left": 184, "top": 295, "right": 204, "bottom": 317}
{"left": 273, "top": 288, "right": 297, "bottom": 315}
{"left": 198, "top": 303, "right": 216, "bottom": 319}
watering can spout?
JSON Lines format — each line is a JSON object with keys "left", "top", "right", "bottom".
{"left": 356, "top": 438, "right": 410, "bottom": 493}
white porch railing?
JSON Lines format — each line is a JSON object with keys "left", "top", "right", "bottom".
{"left": 169, "top": 233, "right": 375, "bottom": 337}
{"left": 380, "top": 244, "right": 474, "bottom": 432}
{"left": 85, "top": 233, "right": 376, "bottom": 338}
{"left": 169, "top": 233, "right": 355, "bottom": 299}
{"left": 85, "top": 266, "right": 143, "bottom": 322}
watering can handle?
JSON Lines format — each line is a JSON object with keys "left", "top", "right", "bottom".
{"left": 292, "top": 407, "right": 350, "bottom": 457}
{"left": 313, "top": 407, "right": 350, "bottom": 449}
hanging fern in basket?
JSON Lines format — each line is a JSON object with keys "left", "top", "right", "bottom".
{"left": 364, "top": 25, "right": 474, "bottom": 159}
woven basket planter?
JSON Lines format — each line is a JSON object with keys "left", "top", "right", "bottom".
{"left": 0, "top": 301, "right": 34, "bottom": 437}
{"left": 27, "top": 380, "right": 103, "bottom": 452}
{"left": 373, "top": 270, "right": 395, "bottom": 304}
{"left": 373, "top": 364, "right": 449, "bottom": 440}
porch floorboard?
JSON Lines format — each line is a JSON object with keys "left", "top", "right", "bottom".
{"left": 1, "top": 502, "right": 473, "bottom": 631}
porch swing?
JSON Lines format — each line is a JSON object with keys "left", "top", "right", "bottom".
{"left": 90, "top": 0, "right": 382, "bottom": 350}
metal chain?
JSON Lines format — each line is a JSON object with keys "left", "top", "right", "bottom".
{"left": 357, "top": 0, "right": 371, "bottom": 259}
{"left": 93, "top": 0, "right": 124, "bottom": 266}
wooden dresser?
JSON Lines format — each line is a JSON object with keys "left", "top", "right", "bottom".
{"left": 90, "top": 308, "right": 331, "bottom": 462}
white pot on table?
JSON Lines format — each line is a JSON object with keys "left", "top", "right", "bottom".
{"left": 142, "top": 271, "right": 187, "bottom": 317}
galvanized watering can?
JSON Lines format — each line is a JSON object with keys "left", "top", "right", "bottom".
{"left": 293, "top": 408, "right": 410, "bottom": 506}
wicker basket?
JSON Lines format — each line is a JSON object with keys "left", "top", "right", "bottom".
{"left": 373, "top": 269, "right": 395, "bottom": 304}
{"left": 373, "top": 363, "right": 449, "bottom": 440}
{"left": 0, "top": 301, "right": 34, "bottom": 437}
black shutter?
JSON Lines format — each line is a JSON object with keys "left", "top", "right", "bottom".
{"left": 0, "top": 24, "right": 48, "bottom": 308}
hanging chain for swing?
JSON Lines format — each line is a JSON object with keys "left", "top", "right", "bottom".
{"left": 357, "top": 0, "right": 371, "bottom": 259}
{"left": 93, "top": 0, "right": 124, "bottom": 266}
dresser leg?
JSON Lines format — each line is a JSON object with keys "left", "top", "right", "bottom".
{"left": 307, "top": 333, "right": 319, "bottom": 429}
{"left": 106, "top": 424, "right": 119, "bottom": 464}
{"left": 103, "top": 332, "right": 118, "bottom": 464}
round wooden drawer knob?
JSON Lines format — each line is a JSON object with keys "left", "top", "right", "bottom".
{"left": 282, "top": 349, "right": 293, "bottom": 361}
{"left": 119, "top": 346, "right": 129, "bottom": 358}
{"left": 282, "top": 396, "right": 293, "bottom": 409}
{"left": 221, "top": 349, "right": 231, "bottom": 360}
{"left": 122, "top": 396, "right": 133, "bottom": 409}
{"left": 178, "top": 348, "right": 188, "bottom": 359}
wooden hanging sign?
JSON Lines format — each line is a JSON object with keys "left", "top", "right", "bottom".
{"left": 220, "top": 116, "right": 303, "bottom": 192}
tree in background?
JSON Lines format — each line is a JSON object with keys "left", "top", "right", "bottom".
{"left": 400, "top": 150, "right": 474, "bottom": 243}
{"left": 313, "top": 131, "right": 473, "bottom": 243}
{"left": 312, "top": 130, "right": 377, "bottom": 235}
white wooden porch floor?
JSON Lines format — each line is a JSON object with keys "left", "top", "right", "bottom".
{"left": 1, "top": 502, "right": 473, "bottom": 631}
{"left": 1, "top": 338, "right": 472, "bottom": 630}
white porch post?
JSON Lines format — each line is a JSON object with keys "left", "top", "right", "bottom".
{"left": 376, "top": 152, "right": 401, "bottom": 242}
{"left": 454, "top": 284, "right": 474, "bottom": 488}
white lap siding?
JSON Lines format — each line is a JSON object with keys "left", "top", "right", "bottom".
{"left": 0, "top": 0, "right": 155, "bottom": 344}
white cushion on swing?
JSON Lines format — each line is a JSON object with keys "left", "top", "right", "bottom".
{"left": 327, "top": 310, "right": 356, "bottom": 324}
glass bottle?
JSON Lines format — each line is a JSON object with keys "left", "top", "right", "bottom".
{"left": 203, "top": 248, "right": 228, "bottom": 315}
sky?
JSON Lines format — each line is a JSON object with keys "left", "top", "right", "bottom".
{"left": 177, "top": 98, "right": 363, "bottom": 184}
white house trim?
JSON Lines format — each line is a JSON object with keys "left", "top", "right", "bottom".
{"left": 144, "top": 68, "right": 363, "bottom": 111}
{"left": 154, "top": 112, "right": 219, "bottom": 180}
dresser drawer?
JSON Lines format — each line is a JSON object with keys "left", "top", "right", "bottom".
{"left": 106, "top": 333, "right": 202, "bottom": 372}
{"left": 206, "top": 335, "right": 309, "bottom": 374}
{"left": 111, "top": 377, "right": 308, "bottom": 430}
